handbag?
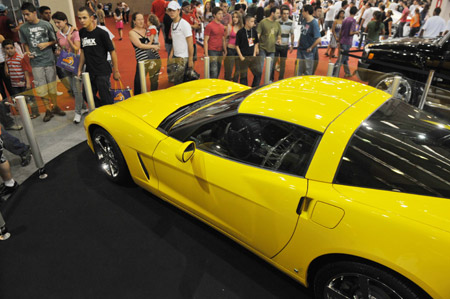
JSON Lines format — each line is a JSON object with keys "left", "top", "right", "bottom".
{"left": 110, "top": 80, "right": 134, "bottom": 103}
{"left": 56, "top": 50, "right": 80, "bottom": 74}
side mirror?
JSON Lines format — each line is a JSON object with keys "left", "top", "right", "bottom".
{"left": 176, "top": 141, "right": 196, "bottom": 163}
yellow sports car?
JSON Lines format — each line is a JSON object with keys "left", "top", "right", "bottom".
{"left": 84, "top": 77, "right": 450, "bottom": 299}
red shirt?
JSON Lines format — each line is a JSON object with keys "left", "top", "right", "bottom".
{"left": 151, "top": 0, "right": 168, "bottom": 23}
{"left": 5, "top": 52, "right": 28, "bottom": 88}
{"left": 400, "top": 7, "right": 410, "bottom": 22}
{"left": 204, "top": 20, "right": 225, "bottom": 52}
{"left": 182, "top": 12, "right": 198, "bottom": 44}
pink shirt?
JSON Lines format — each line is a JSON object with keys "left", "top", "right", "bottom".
{"left": 205, "top": 21, "right": 225, "bottom": 51}
{"left": 56, "top": 27, "right": 81, "bottom": 54}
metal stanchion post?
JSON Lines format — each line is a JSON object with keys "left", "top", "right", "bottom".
{"left": 327, "top": 63, "right": 335, "bottom": 77}
{"left": 204, "top": 56, "right": 210, "bottom": 79}
{"left": 82, "top": 72, "right": 96, "bottom": 111}
{"left": 138, "top": 60, "right": 147, "bottom": 93}
{"left": 391, "top": 76, "right": 402, "bottom": 98}
{"left": 15, "top": 96, "right": 47, "bottom": 179}
{"left": 264, "top": 56, "right": 272, "bottom": 84}
{"left": 418, "top": 70, "right": 434, "bottom": 110}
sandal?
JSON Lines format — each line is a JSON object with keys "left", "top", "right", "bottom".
{"left": 324, "top": 53, "right": 329, "bottom": 57}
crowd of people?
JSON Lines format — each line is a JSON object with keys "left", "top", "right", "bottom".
{"left": 0, "top": 0, "right": 449, "bottom": 124}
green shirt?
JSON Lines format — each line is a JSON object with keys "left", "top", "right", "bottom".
{"left": 19, "top": 20, "right": 56, "bottom": 67}
{"left": 256, "top": 18, "right": 281, "bottom": 53}
{"left": 366, "top": 21, "right": 385, "bottom": 42}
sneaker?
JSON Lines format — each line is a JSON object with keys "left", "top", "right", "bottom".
{"left": 0, "top": 181, "right": 19, "bottom": 198}
{"left": 5, "top": 124, "right": 23, "bottom": 130}
{"left": 30, "top": 113, "right": 40, "bottom": 119}
{"left": 52, "top": 106, "right": 66, "bottom": 116}
{"left": 20, "top": 147, "right": 32, "bottom": 167}
{"left": 56, "top": 91, "right": 63, "bottom": 96}
{"left": 73, "top": 113, "right": 81, "bottom": 124}
{"left": 81, "top": 108, "right": 89, "bottom": 115}
{"left": 43, "top": 109, "right": 54, "bottom": 122}
{"left": 0, "top": 227, "right": 10, "bottom": 241}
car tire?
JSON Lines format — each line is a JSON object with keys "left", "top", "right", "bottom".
{"left": 313, "top": 261, "right": 428, "bottom": 299}
{"left": 370, "top": 73, "right": 416, "bottom": 105}
{"left": 92, "top": 127, "right": 131, "bottom": 184}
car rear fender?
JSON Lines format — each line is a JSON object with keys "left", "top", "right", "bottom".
{"left": 271, "top": 180, "right": 450, "bottom": 299}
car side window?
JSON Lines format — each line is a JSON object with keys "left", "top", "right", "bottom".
{"left": 186, "top": 114, "right": 321, "bottom": 177}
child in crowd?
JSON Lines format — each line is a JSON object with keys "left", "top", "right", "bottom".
{"left": 96, "top": 4, "right": 106, "bottom": 26}
{"left": 147, "top": 13, "right": 160, "bottom": 46}
{"left": 113, "top": 7, "right": 124, "bottom": 40}
{"left": 2, "top": 39, "right": 39, "bottom": 118}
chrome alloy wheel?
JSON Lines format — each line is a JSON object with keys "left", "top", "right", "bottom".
{"left": 375, "top": 76, "right": 412, "bottom": 103}
{"left": 325, "top": 273, "right": 403, "bottom": 299}
{"left": 94, "top": 134, "right": 120, "bottom": 178}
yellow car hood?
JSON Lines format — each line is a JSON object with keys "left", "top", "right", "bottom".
{"left": 115, "top": 80, "right": 249, "bottom": 128}
{"left": 334, "top": 185, "right": 450, "bottom": 234}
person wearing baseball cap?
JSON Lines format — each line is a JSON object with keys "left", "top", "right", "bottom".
{"left": 167, "top": 0, "right": 194, "bottom": 85}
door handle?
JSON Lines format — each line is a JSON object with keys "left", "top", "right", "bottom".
{"left": 296, "top": 196, "right": 310, "bottom": 215}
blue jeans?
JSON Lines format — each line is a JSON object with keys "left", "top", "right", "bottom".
{"left": 333, "top": 44, "right": 351, "bottom": 76}
{"left": 296, "top": 50, "right": 315, "bottom": 75}
{"left": 208, "top": 50, "right": 223, "bottom": 79}
{"left": 258, "top": 49, "right": 275, "bottom": 82}
{"left": 60, "top": 69, "right": 86, "bottom": 114}
{"left": 1, "top": 129, "right": 28, "bottom": 156}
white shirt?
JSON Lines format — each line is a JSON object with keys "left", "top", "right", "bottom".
{"left": 97, "top": 25, "right": 115, "bottom": 61}
{"left": 422, "top": 16, "right": 446, "bottom": 38}
{"left": 362, "top": 8, "right": 374, "bottom": 28}
{"left": 334, "top": 1, "right": 342, "bottom": 14}
{"left": 345, "top": 6, "right": 351, "bottom": 18}
{"left": 171, "top": 18, "right": 192, "bottom": 58}
{"left": 389, "top": 2, "right": 398, "bottom": 11}
{"left": 447, "top": 20, "right": 450, "bottom": 31}
{"left": 325, "top": 4, "right": 336, "bottom": 21}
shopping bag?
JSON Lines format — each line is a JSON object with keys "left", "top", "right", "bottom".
{"left": 56, "top": 50, "right": 80, "bottom": 74}
{"left": 110, "top": 80, "right": 133, "bottom": 103}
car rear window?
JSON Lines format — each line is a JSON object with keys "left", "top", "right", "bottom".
{"left": 335, "top": 99, "right": 450, "bottom": 198}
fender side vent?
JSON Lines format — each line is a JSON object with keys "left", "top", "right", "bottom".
{"left": 137, "top": 153, "right": 150, "bottom": 180}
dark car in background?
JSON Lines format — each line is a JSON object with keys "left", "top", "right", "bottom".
{"left": 357, "top": 32, "right": 450, "bottom": 115}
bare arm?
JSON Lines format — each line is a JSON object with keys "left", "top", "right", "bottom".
{"left": 128, "top": 31, "right": 160, "bottom": 50}
{"left": 78, "top": 49, "right": 85, "bottom": 76}
{"left": 236, "top": 45, "right": 245, "bottom": 61}
{"left": 110, "top": 49, "right": 121, "bottom": 80}
{"left": 24, "top": 70, "right": 31, "bottom": 89}
{"left": 307, "top": 38, "right": 321, "bottom": 52}
{"left": 204, "top": 35, "right": 209, "bottom": 56}
{"left": 187, "top": 35, "right": 194, "bottom": 68}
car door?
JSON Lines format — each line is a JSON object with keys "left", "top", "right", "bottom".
{"left": 153, "top": 114, "right": 321, "bottom": 257}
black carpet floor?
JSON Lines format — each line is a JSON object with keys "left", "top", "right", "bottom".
{"left": 0, "top": 142, "right": 312, "bottom": 299}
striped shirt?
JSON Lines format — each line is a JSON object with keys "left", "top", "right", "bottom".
{"left": 5, "top": 53, "right": 27, "bottom": 88}
{"left": 279, "top": 20, "right": 295, "bottom": 46}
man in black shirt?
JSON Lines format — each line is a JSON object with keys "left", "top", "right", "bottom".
{"left": 77, "top": 6, "right": 121, "bottom": 107}
{"left": 236, "top": 15, "right": 261, "bottom": 87}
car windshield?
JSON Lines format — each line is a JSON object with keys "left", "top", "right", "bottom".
{"left": 169, "top": 88, "right": 257, "bottom": 133}
{"left": 335, "top": 99, "right": 450, "bottom": 198}
{"left": 158, "top": 92, "right": 234, "bottom": 133}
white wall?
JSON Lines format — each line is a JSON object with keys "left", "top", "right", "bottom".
{"left": 39, "top": 0, "right": 76, "bottom": 26}
{"left": 430, "top": 0, "right": 450, "bottom": 21}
